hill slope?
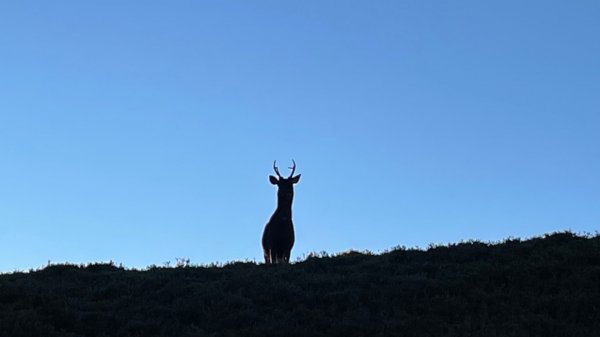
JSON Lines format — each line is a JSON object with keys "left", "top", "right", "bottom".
{"left": 1, "top": 232, "right": 599, "bottom": 337}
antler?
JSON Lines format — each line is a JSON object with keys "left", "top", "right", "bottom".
{"left": 288, "top": 159, "right": 296, "bottom": 178}
{"left": 273, "top": 160, "right": 296, "bottom": 179}
{"left": 273, "top": 160, "right": 282, "bottom": 178}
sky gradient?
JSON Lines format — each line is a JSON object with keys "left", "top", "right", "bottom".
{"left": 1, "top": 1, "right": 599, "bottom": 272}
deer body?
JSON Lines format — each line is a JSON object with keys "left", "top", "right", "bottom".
{"left": 262, "top": 161, "right": 300, "bottom": 264}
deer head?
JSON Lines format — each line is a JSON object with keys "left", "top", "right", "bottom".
{"left": 269, "top": 160, "right": 301, "bottom": 203}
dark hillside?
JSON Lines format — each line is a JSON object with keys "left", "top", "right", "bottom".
{"left": 1, "top": 232, "right": 599, "bottom": 337}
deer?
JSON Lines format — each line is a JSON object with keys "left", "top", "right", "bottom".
{"left": 262, "top": 160, "right": 301, "bottom": 264}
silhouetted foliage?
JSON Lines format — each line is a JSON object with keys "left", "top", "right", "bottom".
{"left": 1, "top": 231, "right": 599, "bottom": 336}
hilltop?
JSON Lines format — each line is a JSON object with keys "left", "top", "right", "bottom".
{"left": 0, "top": 232, "right": 599, "bottom": 337}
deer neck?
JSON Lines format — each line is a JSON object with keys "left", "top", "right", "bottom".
{"left": 275, "top": 198, "right": 293, "bottom": 218}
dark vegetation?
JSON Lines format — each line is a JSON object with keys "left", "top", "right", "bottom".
{"left": 1, "top": 232, "right": 599, "bottom": 337}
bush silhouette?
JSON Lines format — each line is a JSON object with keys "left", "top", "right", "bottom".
{"left": 0, "top": 231, "right": 598, "bottom": 337}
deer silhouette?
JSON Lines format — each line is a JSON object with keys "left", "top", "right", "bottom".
{"left": 262, "top": 160, "right": 301, "bottom": 264}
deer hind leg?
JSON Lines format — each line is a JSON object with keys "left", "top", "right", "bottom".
{"left": 280, "top": 249, "right": 291, "bottom": 264}
{"left": 263, "top": 249, "right": 273, "bottom": 264}
{"left": 273, "top": 251, "right": 290, "bottom": 264}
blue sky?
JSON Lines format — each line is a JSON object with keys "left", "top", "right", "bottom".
{"left": 1, "top": 1, "right": 599, "bottom": 272}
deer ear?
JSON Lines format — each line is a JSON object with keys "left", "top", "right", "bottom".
{"left": 290, "top": 174, "right": 301, "bottom": 184}
{"left": 269, "top": 175, "right": 279, "bottom": 185}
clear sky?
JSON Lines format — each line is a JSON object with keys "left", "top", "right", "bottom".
{"left": 1, "top": 1, "right": 599, "bottom": 272}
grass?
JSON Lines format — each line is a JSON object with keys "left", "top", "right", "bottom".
{"left": 1, "top": 231, "right": 599, "bottom": 336}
